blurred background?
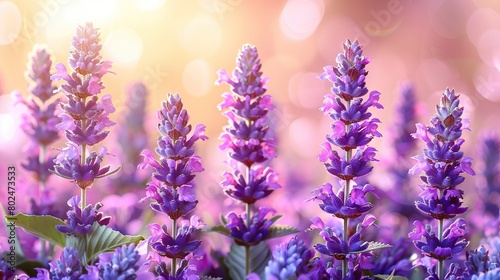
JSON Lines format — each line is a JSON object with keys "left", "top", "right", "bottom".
{"left": 1, "top": 0, "right": 500, "bottom": 261}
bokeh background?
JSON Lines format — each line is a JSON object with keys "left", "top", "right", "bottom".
{"left": 1, "top": 0, "right": 500, "bottom": 272}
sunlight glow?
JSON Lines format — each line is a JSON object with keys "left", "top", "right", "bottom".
{"left": 0, "top": 1, "right": 22, "bottom": 45}
{"left": 103, "top": 28, "right": 143, "bottom": 66}
{"left": 182, "top": 59, "right": 213, "bottom": 97}
{"left": 134, "top": 0, "right": 166, "bottom": 12}
{"left": 279, "top": 0, "right": 324, "bottom": 41}
{"left": 180, "top": 14, "right": 222, "bottom": 57}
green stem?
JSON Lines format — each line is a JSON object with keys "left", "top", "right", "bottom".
{"left": 342, "top": 111, "right": 352, "bottom": 278}
{"left": 245, "top": 202, "right": 251, "bottom": 276}
{"left": 80, "top": 113, "right": 87, "bottom": 209}
{"left": 438, "top": 189, "right": 444, "bottom": 279}
{"left": 39, "top": 145, "right": 47, "bottom": 263}
{"left": 172, "top": 218, "right": 178, "bottom": 276}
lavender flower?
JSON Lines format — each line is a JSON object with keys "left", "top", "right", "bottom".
{"left": 264, "top": 236, "right": 315, "bottom": 279}
{"left": 216, "top": 44, "right": 280, "bottom": 202}
{"left": 371, "top": 237, "right": 412, "bottom": 277}
{"left": 56, "top": 196, "right": 110, "bottom": 235}
{"left": 313, "top": 39, "right": 384, "bottom": 277}
{"left": 472, "top": 269, "right": 500, "bottom": 280}
{"left": 215, "top": 44, "right": 285, "bottom": 276}
{"left": 99, "top": 244, "right": 140, "bottom": 280}
{"left": 0, "top": 258, "right": 15, "bottom": 280}
{"left": 139, "top": 93, "right": 206, "bottom": 277}
{"left": 51, "top": 23, "right": 118, "bottom": 202}
{"left": 114, "top": 82, "right": 149, "bottom": 188}
{"left": 409, "top": 88, "right": 475, "bottom": 278}
{"left": 464, "top": 245, "right": 498, "bottom": 276}
{"left": 478, "top": 133, "right": 500, "bottom": 216}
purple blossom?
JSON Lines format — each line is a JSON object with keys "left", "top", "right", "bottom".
{"left": 464, "top": 245, "right": 498, "bottom": 276}
{"left": 148, "top": 216, "right": 204, "bottom": 259}
{"left": 56, "top": 196, "right": 111, "bottom": 235}
{"left": 216, "top": 44, "right": 278, "bottom": 170}
{"left": 409, "top": 89, "right": 474, "bottom": 277}
{"left": 477, "top": 132, "right": 500, "bottom": 216}
{"left": 52, "top": 143, "right": 113, "bottom": 189}
{"left": 221, "top": 164, "right": 280, "bottom": 204}
{"left": 142, "top": 178, "right": 197, "bottom": 220}
{"left": 50, "top": 22, "right": 118, "bottom": 192}
{"left": 309, "top": 182, "right": 376, "bottom": 219}
{"left": 98, "top": 244, "right": 140, "bottom": 280}
{"left": 313, "top": 215, "right": 376, "bottom": 261}
{"left": 315, "top": 39, "right": 384, "bottom": 278}
{"left": 371, "top": 237, "right": 412, "bottom": 277}
{"left": 409, "top": 218, "right": 468, "bottom": 261}
{"left": 225, "top": 207, "right": 276, "bottom": 246}
{"left": 154, "top": 259, "right": 199, "bottom": 280}
{"left": 265, "top": 236, "right": 315, "bottom": 280}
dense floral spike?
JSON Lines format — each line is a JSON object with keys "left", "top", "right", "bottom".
{"left": 265, "top": 236, "right": 315, "bottom": 280}
{"left": 314, "top": 39, "right": 384, "bottom": 277}
{"left": 478, "top": 133, "right": 500, "bottom": 216}
{"left": 216, "top": 44, "right": 285, "bottom": 276}
{"left": 49, "top": 247, "right": 87, "bottom": 279}
{"left": 56, "top": 196, "right": 110, "bottom": 235}
{"left": 409, "top": 88, "right": 474, "bottom": 278}
{"left": 464, "top": 245, "right": 498, "bottom": 276}
{"left": 216, "top": 44, "right": 280, "bottom": 201}
{"left": 50, "top": 22, "right": 118, "bottom": 197}
{"left": 139, "top": 93, "right": 207, "bottom": 218}
{"left": 99, "top": 244, "right": 140, "bottom": 280}
{"left": 115, "top": 82, "right": 149, "bottom": 186}
{"left": 139, "top": 93, "right": 206, "bottom": 277}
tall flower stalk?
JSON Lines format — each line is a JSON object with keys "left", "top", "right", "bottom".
{"left": 408, "top": 88, "right": 475, "bottom": 279}
{"left": 215, "top": 44, "right": 285, "bottom": 277}
{"left": 138, "top": 93, "right": 207, "bottom": 278}
{"left": 312, "top": 39, "right": 386, "bottom": 278}
{"left": 50, "top": 22, "right": 120, "bottom": 208}
{"left": 14, "top": 45, "right": 61, "bottom": 263}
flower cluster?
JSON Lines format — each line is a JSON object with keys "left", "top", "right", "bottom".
{"left": 264, "top": 236, "right": 315, "bottom": 280}
{"left": 98, "top": 244, "right": 141, "bottom": 280}
{"left": 409, "top": 88, "right": 475, "bottom": 278}
{"left": 56, "top": 196, "right": 110, "bottom": 236}
{"left": 478, "top": 133, "right": 500, "bottom": 217}
{"left": 312, "top": 39, "right": 383, "bottom": 277}
{"left": 51, "top": 22, "right": 118, "bottom": 193}
{"left": 114, "top": 82, "right": 149, "bottom": 188}
{"left": 216, "top": 44, "right": 280, "bottom": 203}
{"left": 15, "top": 45, "right": 61, "bottom": 212}
{"left": 215, "top": 44, "right": 284, "bottom": 276}
{"left": 139, "top": 93, "right": 207, "bottom": 277}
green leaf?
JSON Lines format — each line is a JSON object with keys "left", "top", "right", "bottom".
{"left": 224, "top": 242, "right": 271, "bottom": 280}
{"left": 351, "top": 241, "right": 392, "bottom": 254}
{"left": 66, "top": 223, "right": 144, "bottom": 264}
{"left": 207, "top": 224, "right": 231, "bottom": 237}
{"left": 4, "top": 213, "right": 66, "bottom": 248}
{"left": 269, "top": 214, "right": 283, "bottom": 224}
{"left": 374, "top": 273, "right": 409, "bottom": 280}
{"left": 264, "top": 225, "right": 300, "bottom": 241}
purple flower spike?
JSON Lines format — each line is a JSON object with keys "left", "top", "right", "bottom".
{"left": 225, "top": 207, "right": 276, "bottom": 246}
{"left": 56, "top": 196, "right": 110, "bottom": 235}
{"left": 49, "top": 247, "right": 83, "bottom": 279}
{"left": 409, "top": 89, "right": 474, "bottom": 277}
{"left": 265, "top": 236, "right": 315, "bottom": 279}
{"left": 51, "top": 23, "right": 119, "bottom": 191}
{"left": 315, "top": 40, "right": 384, "bottom": 277}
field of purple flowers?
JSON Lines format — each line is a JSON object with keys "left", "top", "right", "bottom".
{"left": 1, "top": 1, "right": 500, "bottom": 280}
